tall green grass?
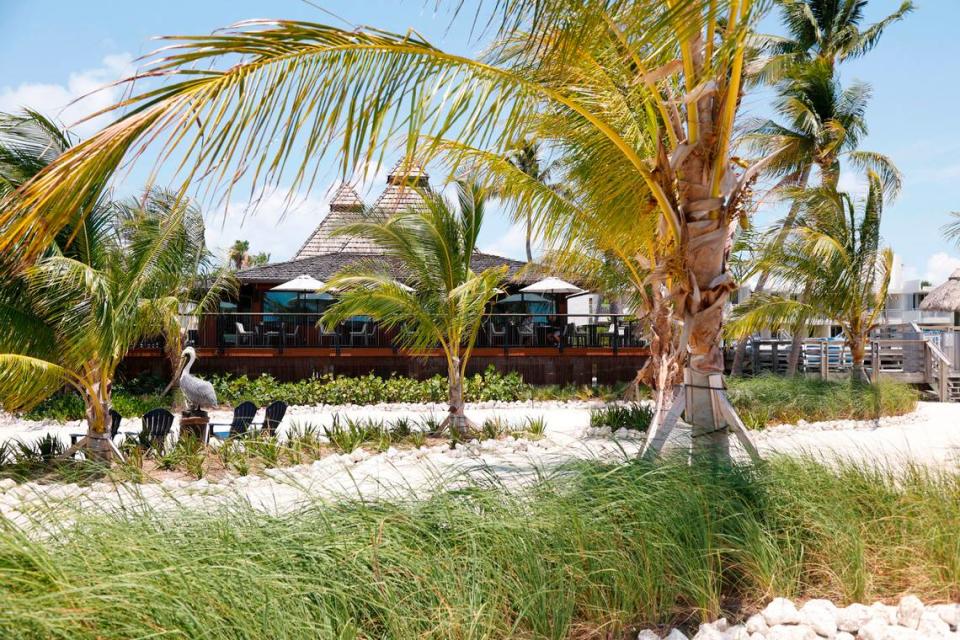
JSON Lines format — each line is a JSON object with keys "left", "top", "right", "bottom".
{"left": 1, "top": 456, "right": 956, "bottom": 639}
{"left": 728, "top": 375, "right": 918, "bottom": 428}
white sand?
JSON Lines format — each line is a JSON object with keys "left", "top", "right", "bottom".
{"left": 1, "top": 401, "right": 959, "bottom": 528}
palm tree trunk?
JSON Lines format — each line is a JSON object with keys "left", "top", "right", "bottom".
{"left": 731, "top": 167, "right": 812, "bottom": 376}
{"left": 82, "top": 384, "right": 114, "bottom": 462}
{"left": 446, "top": 355, "right": 469, "bottom": 436}
{"left": 786, "top": 326, "right": 805, "bottom": 375}
{"left": 525, "top": 211, "right": 533, "bottom": 263}
{"left": 850, "top": 338, "right": 869, "bottom": 384}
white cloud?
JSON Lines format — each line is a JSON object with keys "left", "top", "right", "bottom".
{"left": 480, "top": 221, "right": 534, "bottom": 261}
{"left": 0, "top": 53, "right": 135, "bottom": 136}
{"left": 205, "top": 186, "right": 333, "bottom": 263}
{"left": 921, "top": 252, "right": 960, "bottom": 285}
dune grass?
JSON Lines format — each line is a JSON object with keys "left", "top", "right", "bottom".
{"left": 0, "top": 456, "right": 957, "bottom": 639}
{"left": 727, "top": 375, "right": 918, "bottom": 428}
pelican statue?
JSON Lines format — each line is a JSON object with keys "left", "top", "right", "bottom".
{"left": 179, "top": 346, "right": 218, "bottom": 412}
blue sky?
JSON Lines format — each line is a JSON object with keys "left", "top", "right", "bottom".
{"left": 1, "top": 1, "right": 958, "bottom": 284}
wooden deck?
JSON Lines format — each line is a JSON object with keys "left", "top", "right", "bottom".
{"left": 733, "top": 325, "right": 960, "bottom": 401}
{"left": 124, "top": 346, "right": 651, "bottom": 386}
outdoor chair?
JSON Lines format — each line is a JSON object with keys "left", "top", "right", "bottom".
{"left": 349, "top": 322, "right": 374, "bottom": 346}
{"left": 70, "top": 408, "right": 122, "bottom": 446}
{"left": 257, "top": 400, "right": 288, "bottom": 437}
{"left": 235, "top": 322, "right": 255, "bottom": 346}
{"left": 486, "top": 320, "right": 507, "bottom": 346}
{"left": 209, "top": 400, "right": 258, "bottom": 439}
{"left": 565, "top": 323, "right": 584, "bottom": 348}
{"left": 518, "top": 319, "right": 535, "bottom": 345}
{"left": 284, "top": 323, "right": 300, "bottom": 345}
{"left": 135, "top": 408, "right": 175, "bottom": 451}
{"left": 319, "top": 322, "right": 340, "bottom": 346}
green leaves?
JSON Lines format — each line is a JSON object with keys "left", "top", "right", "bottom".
{"left": 322, "top": 180, "right": 504, "bottom": 368}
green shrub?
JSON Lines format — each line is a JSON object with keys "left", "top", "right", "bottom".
{"left": 590, "top": 403, "right": 654, "bottom": 431}
{"left": 727, "top": 375, "right": 918, "bottom": 428}
{"left": 1, "top": 457, "right": 958, "bottom": 638}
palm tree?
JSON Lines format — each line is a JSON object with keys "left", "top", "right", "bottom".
{"left": 726, "top": 171, "right": 892, "bottom": 383}
{"left": 0, "top": 191, "right": 233, "bottom": 461}
{"left": 730, "top": 60, "right": 902, "bottom": 375}
{"left": 320, "top": 181, "right": 504, "bottom": 435}
{"left": 0, "top": 110, "right": 74, "bottom": 198}
{"left": 504, "top": 138, "right": 555, "bottom": 262}
{"left": 764, "top": 0, "right": 913, "bottom": 76}
{"left": 228, "top": 240, "right": 250, "bottom": 270}
{"left": 0, "top": 2, "right": 787, "bottom": 459}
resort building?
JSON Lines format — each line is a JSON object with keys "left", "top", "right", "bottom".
{"left": 126, "top": 162, "right": 649, "bottom": 384}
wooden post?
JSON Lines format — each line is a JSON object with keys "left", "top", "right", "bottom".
{"left": 820, "top": 341, "right": 828, "bottom": 380}
{"left": 771, "top": 342, "right": 779, "bottom": 374}
{"left": 871, "top": 342, "right": 880, "bottom": 383}
{"left": 940, "top": 360, "right": 949, "bottom": 402}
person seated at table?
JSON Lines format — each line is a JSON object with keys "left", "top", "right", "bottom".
{"left": 545, "top": 314, "right": 562, "bottom": 346}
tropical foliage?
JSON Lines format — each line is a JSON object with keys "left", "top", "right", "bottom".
{"left": 730, "top": 0, "right": 909, "bottom": 375}
{"left": 0, "top": 190, "right": 233, "bottom": 459}
{"left": 727, "top": 172, "right": 893, "bottom": 381}
{"left": 320, "top": 181, "right": 504, "bottom": 432}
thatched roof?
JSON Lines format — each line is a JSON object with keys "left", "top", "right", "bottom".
{"left": 919, "top": 268, "right": 960, "bottom": 311}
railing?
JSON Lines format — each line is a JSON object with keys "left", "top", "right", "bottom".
{"left": 157, "top": 312, "right": 648, "bottom": 353}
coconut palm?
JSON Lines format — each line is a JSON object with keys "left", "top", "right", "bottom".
{"left": 0, "top": 2, "right": 783, "bottom": 458}
{"left": 228, "top": 240, "right": 250, "bottom": 270}
{"left": 320, "top": 181, "right": 504, "bottom": 435}
{"left": 730, "top": 57, "right": 902, "bottom": 375}
{"left": 727, "top": 171, "right": 892, "bottom": 383}
{"left": 0, "top": 110, "right": 74, "bottom": 198}
{"left": 762, "top": 0, "right": 913, "bottom": 78}
{"left": 504, "top": 138, "right": 557, "bottom": 263}
{"left": 0, "top": 191, "right": 234, "bottom": 461}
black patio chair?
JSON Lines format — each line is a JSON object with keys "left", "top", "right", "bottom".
{"left": 209, "top": 400, "right": 258, "bottom": 439}
{"left": 70, "top": 408, "right": 122, "bottom": 446}
{"left": 258, "top": 400, "right": 288, "bottom": 437}
{"left": 136, "top": 408, "right": 175, "bottom": 451}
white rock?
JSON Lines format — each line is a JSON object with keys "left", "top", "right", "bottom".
{"left": 637, "top": 630, "right": 661, "bottom": 640}
{"left": 665, "top": 629, "right": 689, "bottom": 640}
{"left": 876, "top": 627, "right": 923, "bottom": 640}
{"left": 800, "top": 599, "right": 838, "bottom": 637}
{"left": 764, "top": 598, "right": 802, "bottom": 627}
{"left": 856, "top": 618, "right": 888, "bottom": 640}
{"left": 726, "top": 624, "right": 750, "bottom": 640}
{"left": 870, "top": 603, "right": 897, "bottom": 625}
{"left": 836, "top": 633, "right": 855, "bottom": 640}
{"left": 0, "top": 478, "right": 16, "bottom": 491}
{"left": 838, "top": 604, "right": 873, "bottom": 633}
{"left": 897, "top": 596, "right": 924, "bottom": 629}
{"left": 746, "top": 614, "right": 769, "bottom": 635}
{"left": 932, "top": 605, "right": 960, "bottom": 629}
{"left": 751, "top": 633, "right": 766, "bottom": 640}
{"left": 767, "top": 624, "right": 817, "bottom": 640}
{"left": 693, "top": 624, "right": 725, "bottom": 640}
{"left": 918, "top": 611, "right": 952, "bottom": 638}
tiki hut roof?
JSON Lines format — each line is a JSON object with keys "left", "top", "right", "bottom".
{"left": 294, "top": 183, "right": 376, "bottom": 258}
{"left": 919, "top": 269, "right": 960, "bottom": 311}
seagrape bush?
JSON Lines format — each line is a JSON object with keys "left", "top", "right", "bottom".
{"left": 211, "top": 366, "right": 532, "bottom": 407}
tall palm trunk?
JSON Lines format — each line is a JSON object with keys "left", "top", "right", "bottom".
{"left": 446, "top": 355, "right": 469, "bottom": 435}
{"left": 679, "top": 168, "right": 738, "bottom": 459}
{"left": 849, "top": 339, "right": 869, "bottom": 384}
{"left": 82, "top": 378, "right": 114, "bottom": 462}
{"left": 525, "top": 211, "right": 533, "bottom": 263}
{"left": 731, "top": 166, "right": 812, "bottom": 375}
{"left": 638, "top": 283, "right": 683, "bottom": 430}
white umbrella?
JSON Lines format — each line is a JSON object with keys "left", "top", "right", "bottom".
{"left": 520, "top": 277, "right": 583, "bottom": 295}
{"left": 270, "top": 274, "right": 326, "bottom": 292}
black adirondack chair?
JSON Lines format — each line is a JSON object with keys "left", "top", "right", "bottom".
{"left": 210, "top": 400, "right": 258, "bottom": 439}
{"left": 137, "top": 408, "right": 175, "bottom": 450}
{"left": 259, "top": 400, "right": 288, "bottom": 437}
{"left": 70, "top": 408, "right": 123, "bottom": 446}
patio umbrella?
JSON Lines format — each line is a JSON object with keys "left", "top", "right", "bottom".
{"left": 519, "top": 277, "right": 583, "bottom": 295}
{"left": 270, "top": 274, "right": 326, "bottom": 291}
